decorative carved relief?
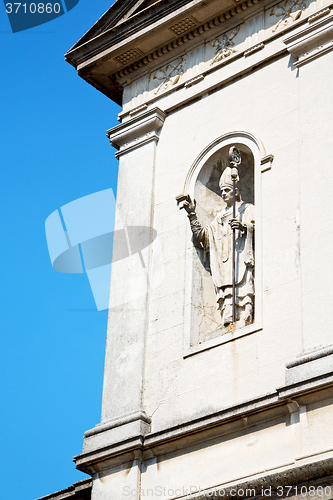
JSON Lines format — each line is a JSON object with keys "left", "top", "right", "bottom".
{"left": 169, "top": 16, "right": 197, "bottom": 36}
{"left": 244, "top": 42, "right": 265, "bottom": 57}
{"left": 152, "top": 57, "right": 186, "bottom": 94}
{"left": 308, "top": 7, "right": 330, "bottom": 22}
{"left": 270, "top": 0, "right": 306, "bottom": 33}
{"left": 210, "top": 26, "right": 241, "bottom": 65}
{"left": 184, "top": 75, "right": 205, "bottom": 88}
{"left": 116, "top": 48, "right": 144, "bottom": 65}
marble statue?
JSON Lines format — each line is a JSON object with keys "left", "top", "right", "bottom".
{"left": 182, "top": 163, "right": 255, "bottom": 328}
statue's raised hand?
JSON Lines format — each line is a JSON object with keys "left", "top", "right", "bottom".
{"left": 183, "top": 198, "right": 196, "bottom": 214}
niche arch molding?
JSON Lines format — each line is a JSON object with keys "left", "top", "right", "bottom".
{"left": 184, "top": 131, "right": 266, "bottom": 197}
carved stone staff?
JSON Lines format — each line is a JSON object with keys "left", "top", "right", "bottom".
{"left": 229, "top": 146, "right": 242, "bottom": 324}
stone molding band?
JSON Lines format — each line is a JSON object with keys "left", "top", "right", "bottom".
{"left": 84, "top": 411, "right": 152, "bottom": 438}
{"left": 187, "top": 462, "right": 333, "bottom": 500}
{"left": 75, "top": 371, "right": 333, "bottom": 474}
{"left": 284, "top": 11, "right": 333, "bottom": 66}
{"left": 286, "top": 344, "right": 333, "bottom": 368}
{"left": 115, "top": 132, "right": 160, "bottom": 158}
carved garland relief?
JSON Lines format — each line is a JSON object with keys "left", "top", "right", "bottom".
{"left": 149, "top": 24, "right": 243, "bottom": 97}
{"left": 210, "top": 26, "right": 241, "bottom": 65}
{"left": 151, "top": 57, "right": 186, "bottom": 95}
{"left": 270, "top": 0, "right": 306, "bottom": 32}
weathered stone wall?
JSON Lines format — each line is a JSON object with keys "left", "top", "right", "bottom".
{"left": 67, "top": 1, "right": 333, "bottom": 499}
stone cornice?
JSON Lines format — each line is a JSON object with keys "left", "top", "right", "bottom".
{"left": 67, "top": 0, "right": 333, "bottom": 106}
{"left": 66, "top": 0, "right": 216, "bottom": 69}
{"left": 84, "top": 411, "right": 152, "bottom": 438}
{"left": 188, "top": 465, "right": 333, "bottom": 500}
{"left": 74, "top": 374, "right": 333, "bottom": 474}
{"left": 107, "top": 107, "right": 166, "bottom": 157}
{"left": 67, "top": 0, "right": 148, "bottom": 55}
{"left": 114, "top": 2, "right": 333, "bottom": 119}
{"left": 66, "top": 0, "right": 264, "bottom": 104}
{"left": 284, "top": 9, "right": 333, "bottom": 66}
{"left": 113, "top": 0, "right": 260, "bottom": 81}
{"left": 65, "top": 0, "right": 218, "bottom": 69}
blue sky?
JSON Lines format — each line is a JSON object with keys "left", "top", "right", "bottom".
{"left": 0, "top": 2, "right": 121, "bottom": 498}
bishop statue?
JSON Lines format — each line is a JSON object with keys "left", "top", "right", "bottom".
{"left": 182, "top": 160, "right": 255, "bottom": 328}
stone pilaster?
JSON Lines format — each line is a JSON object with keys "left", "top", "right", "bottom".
{"left": 285, "top": 13, "right": 333, "bottom": 354}
{"left": 74, "top": 109, "right": 166, "bottom": 497}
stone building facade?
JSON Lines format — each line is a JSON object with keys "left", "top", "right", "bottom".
{"left": 40, "top": 0, "right": 333, "bottom": 498}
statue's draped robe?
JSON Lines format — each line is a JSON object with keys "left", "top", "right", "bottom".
{"left": 189, "top": 202, "right": 254, "bottom": 322}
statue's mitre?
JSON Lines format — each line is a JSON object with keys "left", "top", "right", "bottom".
{"left": 219, "top": 166, "right": 239, "bottom": 189}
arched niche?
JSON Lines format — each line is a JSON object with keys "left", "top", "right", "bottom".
{"left": 183, "top": 132, "right": 264, "bottom": 348}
